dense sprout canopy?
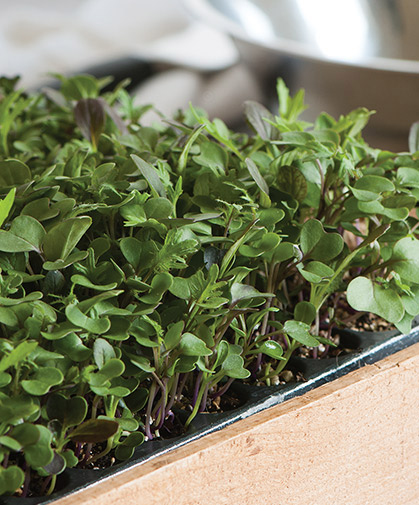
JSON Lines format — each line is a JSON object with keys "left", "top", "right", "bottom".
{"left": 0, "top": 74, "right": 419, "bottom": 497}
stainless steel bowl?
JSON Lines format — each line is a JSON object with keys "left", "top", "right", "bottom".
{"left": 184, "top": 0, "right": 419, "bottom": 150}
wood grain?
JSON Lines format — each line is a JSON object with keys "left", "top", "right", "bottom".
{"left": 58, "top": 343, "right": 419, "bottom": 505}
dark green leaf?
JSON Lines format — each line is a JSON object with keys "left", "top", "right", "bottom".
{"left": 0, "top": 160, "right": 31, "bottom": 186}
{"left": 46, "top": 394, "right": 88, "bottom": 428}
{"left": 277, "top": 165, "right": 308, "bottom": 203}
{"left": 294, "top": 301, "right": 317, "bottom": 325}
{"left": 300, "top": 219, "right": 344, "bottom": 261}
{"left": 65, "top": 303, "right": 111, "bottom": 334}
{"left": 43, "top": 251, "right": 89, "bottom": 271}
{"left": 0, "top": 435, "right": 22, "bottom": 451}
{"left": 53, "top": 332, "right": 92, "bottom": 361}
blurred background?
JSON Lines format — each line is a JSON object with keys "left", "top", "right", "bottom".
{"left": 0, "top": 0, "right": 261, "bottom": 127}
{"left": 1, "top": 0, "right": 419, "bottom": 151}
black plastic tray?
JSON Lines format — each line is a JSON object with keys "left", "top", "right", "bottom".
{"left": 2, "top": 325, "right": 419, "bottom": 505}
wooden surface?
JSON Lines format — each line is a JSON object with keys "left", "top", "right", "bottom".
{"left": 58, "top": 343, "right": 419, "bottom": 505}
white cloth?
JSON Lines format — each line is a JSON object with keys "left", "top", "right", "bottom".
{"left": 0, "top": 0, "right": 262, "bottom": 124}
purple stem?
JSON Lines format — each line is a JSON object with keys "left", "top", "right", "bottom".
{"left": 320, "top": 344, "right": 330, "bottom": 359}
{"left": 39, "top": 475, "right": 52, "bottom": 497}
{"left": 156, "top": 380, "right": 168, "bottom": 430}
{"left": 165, "top": 374, "right": 180, "bottom": 414}
{"left": 154, "top": 406, "right": 163, "bottom": 430}
{"left": 198, "top": 384, "right": 209, "bottom": 413}
{"left": 21, "top": 466, "right": 31, "bottom": 498}
{"left": 176, "top": 373, "right": 187, "bottom": 402}
{"left": 157, "top": 403, "right": 169, "bottom": 431}
{"left": 210, "top": 377, "right": 235, "bottom": 399}
{"left": 337, "top": 300, "right": 357, "bottom": 315}
{"left": 254, "top": 352, "right": 263, "bottom": 371}
{"left": 74, "top": 442, "right": 82, "bottom": 459}
{"left": 145, "top": 382, "right": 157, "bottom": 440}
{"left": 82, "top": 443, "right": 93, "bottom": 464}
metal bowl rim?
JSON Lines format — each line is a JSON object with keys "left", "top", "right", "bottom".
{"left": 183, "top": 0, "right": 419, "bottom": 74}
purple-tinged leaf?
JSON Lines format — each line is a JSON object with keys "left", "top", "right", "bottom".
{"left": 74, "top": 98, "right": 106, "bottom": 148}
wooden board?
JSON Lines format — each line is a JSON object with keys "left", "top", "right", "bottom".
{"left": 58, "top": 343, "right": 419, "bottom": 505}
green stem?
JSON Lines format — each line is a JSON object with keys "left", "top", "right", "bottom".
{"left": 311, "top": 243, "right": 365, "bottom": 310}
{"left": 109, "top": 212, "right": 116, "bottom": 242}
{"left": 46, "top": 475, "right": 57, "bottom": 496}
{"left": 91, "top": 395, "right": 101, "bottom": 419}
{"left": 12, "top": 365, "right": 21, "bottom": 396}
{"left": 88, "top": 437, "right": 113, "bottom": 464}
{"left": 274, "top": 340, "right": 299, "bottom": 376}
{"left": 185, "top": 375, "right": 212, "bottom": 429}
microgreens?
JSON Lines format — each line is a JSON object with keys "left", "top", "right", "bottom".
{"left": 0, "top": 74, "right": 418, "bottom": 497}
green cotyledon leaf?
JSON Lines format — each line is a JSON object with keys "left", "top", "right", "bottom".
{"left": 42, "top": 216, "right": 92, "bottom": 261}
{"left": 21, "top": 367, "right": 64, "bottom": 396}
{"left": 23, "top": 425, "right": 54, "bottom": 468}
{"left": 0, "top": 397, "right": 40, "bottom": 424}
{"left": 89, "top": 358, "right": 125, "bottom": 387}
{"left": 0, "top": 216, "right": 46, "bottom": 253}
{"left": 46, "top": 394, "right": 88, "bottom": 428}
{"left": 179, "top": 333, "right": 212, "bottom": 357}
{"left": 392, "top": 237, "right": 419, "bottom": 284}
{"left": 221, "top": 354, "right": 250, "bottom": 379}
{"left": 284, "top": 320, "right": 320, "bottom": 347}
{"left": 300, "top": 219, "right": 344, "bottom": 261}
{"left": 65, "top": 303, "right": 111, "bottom": 334}
{"left": 257, "top": 340, "right": 285, "bottom": 360}
{"left": 0, "top": 466, "right": 25, "bottom": 495}
{"left": 0, "top": 160, "right": 31, "bottom": 187}
{"left": 347, "top": 277, "right": 404, "bottom": 324}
